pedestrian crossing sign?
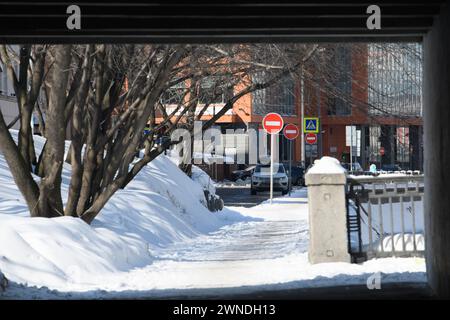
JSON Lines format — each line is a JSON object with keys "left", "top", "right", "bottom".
{"left": 303, "top": 117, "right": 319, "bottom": 133}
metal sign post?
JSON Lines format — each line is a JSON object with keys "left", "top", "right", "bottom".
{"left": 270, "top": 133, "right": 275, "bottom": 203}
{"left": 262, "top": 113, "right": 284, "bottom": 204}
{"left": 289, "top": 139, "right": 292, "bottom": 196}
{"left": 300, "top": 68, "right": 305, "bottom": 167}
{"left": 303, "top": 118, "right": 319, "bottom": 167}
{"left": 283, "top": 123, "right": 300, "bottom": 197}
{"left": 305, "top": 132, "right": 317, "bottom": 168}
{"left": 350, "top": 126, "right": 353, "bottom": 172}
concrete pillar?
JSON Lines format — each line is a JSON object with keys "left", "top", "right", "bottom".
{"left": 305, "top": 156, "right": 351, "bottom": 264}
{"left": 423, "top": 0, "right": 450, "bottom": 298}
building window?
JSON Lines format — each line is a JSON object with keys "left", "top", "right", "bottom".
{"left": 160, "top": 87, "right": 184, "bottom": 106}
{"left": 160, "top": 81, "right": 186, "bottom": 106}
{"left": 368, "top": 43, "right": 422, "bottom": 117}
{"left": 198, "top": 77, "right": 233, "bottom": 105}
{"left": 328, "top": 46, "right": 352, "bottom": 116}
{"left": 253, "top": 73, "right": 296, "bottom": 116}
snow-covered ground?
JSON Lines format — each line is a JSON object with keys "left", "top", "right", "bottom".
{"left": 215, "top": 178, "right": 251, "bottom": 188}
{"left": 191, "top": 165, "right": 216, "bottom": 196}
{"left": 0, "top": 133, "right": 426, "bottom": 299}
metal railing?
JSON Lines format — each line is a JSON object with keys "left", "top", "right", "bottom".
{"left": 346, "top": 175, "right": 425, "bottom": 263}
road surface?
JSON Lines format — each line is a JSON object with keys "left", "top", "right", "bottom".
{"left": 216, "top": 185, "right": 300, "bottom": 207}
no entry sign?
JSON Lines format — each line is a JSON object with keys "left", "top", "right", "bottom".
{"left": 379, "top": 146, "right": 385, "bottom": 156}
{"left": 283, "top": 123, "right": 299, "bottom": 140}
{"left": 262, "top": 113, "right": 284, "bottom": 134}
{"left": 262, "top": 112, "right": 284, "bottom": 205}
{"left": 305, "top": 133, "right": 318, "bottom": 145}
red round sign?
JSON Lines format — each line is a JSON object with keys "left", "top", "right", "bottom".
{"left": 262, "top": 113, "right": 284, "bottom": 134}
{"left": 283, "top": 123, "right": 299, "bottom": 140}
{"left": 379, "top": 147, "right": 385, "bottom": 156}
{"left": 305, "top": 133, "right": 317, "bottom": 145}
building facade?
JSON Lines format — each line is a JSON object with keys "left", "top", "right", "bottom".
{"left": 157, "top": 43, "right": 424, "bottom": 179}
{"left": 312, "top": 43, "right": 423, "bottom": 171}
{"left": 0, "top": 60, "right": 19, "bottom": 130}
{"left": 1, "top": 43, "right": 425, "bottom": 180}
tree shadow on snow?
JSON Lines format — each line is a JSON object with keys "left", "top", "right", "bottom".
{"left": 0, "top": 271, "right": 429, "bottom": 300}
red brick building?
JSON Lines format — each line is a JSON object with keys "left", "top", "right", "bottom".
{"left": 156, "top": 43, "right": 423, "bottom": 179}
{"left": 302, "top": 43, "right": 423, "bottom": 171}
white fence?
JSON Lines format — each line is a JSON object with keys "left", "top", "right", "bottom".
{"left": 346, "top": 175, "right": 425, "bottom": 262}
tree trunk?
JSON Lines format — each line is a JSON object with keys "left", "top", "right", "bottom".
{"left": 18, "top": 105, "right": 33, "bottom": 170}
{"left": 0, "top": 112, "right": 40, "bottom": 216}
{"left": 81, "top": 178, "right": 124, "bottom": 224}
{"left": 65, "top": 142, "right": 83, "bottom": 217}
{"left": 37, "top": 44, "right": 72, "bottom": 218}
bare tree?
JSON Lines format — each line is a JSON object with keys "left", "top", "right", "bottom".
{"left": 0, "top": 45, "right": 47, "bottom": 170}
{"left": 0, "top": 43, "right": 321, "bottom": 223}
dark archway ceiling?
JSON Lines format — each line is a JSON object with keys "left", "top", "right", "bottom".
{"left": 0, "top": 1, "right": 445, "bottom": 43}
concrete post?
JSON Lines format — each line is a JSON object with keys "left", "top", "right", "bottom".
{"left": 423, "top": 0, "right": 450, "bottom": 298}
{"left": 305, "top": 156, "right": 351, "bottom": 264}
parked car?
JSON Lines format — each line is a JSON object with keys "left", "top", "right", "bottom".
{"left": 281, "top": 162, "right": 305, "bottom": 186}
{"left": 230, "top": 165, "right": 255, "bottom": 182}
{"left": 251, "top": 163, "right": 289, "bottom": 195}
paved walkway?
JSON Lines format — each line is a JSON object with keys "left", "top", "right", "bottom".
{"left": 154, "top": 220, "right": 308, "bottom": 262}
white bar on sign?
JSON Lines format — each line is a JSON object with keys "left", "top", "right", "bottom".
{"left": 286, "top": 130, "right": 297, "bottom": 134}
{"left": 266, "top": 121, "right": 281, "bottom": 126}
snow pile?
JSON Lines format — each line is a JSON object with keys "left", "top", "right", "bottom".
{"left": 191, "top": 165, "right": 216, "bottom": 196}
{"left": 164, "top": 150, "right": 216, "bottom": 195}
{"left": 216, "top": 178, "right": 251, "bottom": 187}
{"left": 374, "top": 234, "right": 425, "bottom": 252}
{"left": 349, "top": 173, "right": 422, "bottom": 179}
{"left": 0, "top": 131, "right": 226, "bottom": 292}
{"left": 307, "top": 156, "right": 346, "bottom": 175}
{"left": 0, "top": 215, "right": 151, "bottom": 289}
{"left": 358, "top": 198, "right": 424, "bottom": 231}
{"left": 0, "top": 270, "right": 7, "bottom": 292}
{"left": 348, "top": 185, "right": 425, "bottom": 253}
{"left": 94, "top": 155, "right": 224, "bottom": 248}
